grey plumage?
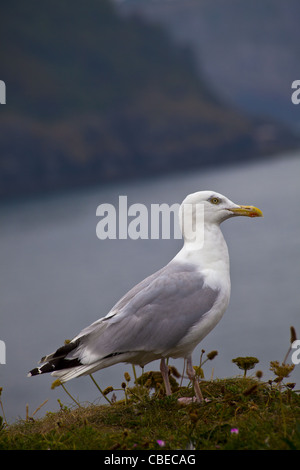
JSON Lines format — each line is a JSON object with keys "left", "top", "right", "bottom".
{"left": 73, "top": 263, "right": 218, "bottom": 360}
{"left": 30, "top": 262, "right": 219, "bottom": 381}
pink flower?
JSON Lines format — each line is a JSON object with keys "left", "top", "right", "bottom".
{"left": 230, "top": 428, "right": 239, "bottom": 435}
{"left": 156, "top": 440, "right": 166, "bottom": 447}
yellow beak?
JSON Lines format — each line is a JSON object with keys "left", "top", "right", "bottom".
{"left": 229, "top": 205, "right": 263, "bottom": 218}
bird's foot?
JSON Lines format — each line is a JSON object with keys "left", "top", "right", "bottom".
{"left": 178, "top": 396, "right": 200, "bottom": 405}
{"left": 178, "top": 396, "right": 210, "bottom": 405}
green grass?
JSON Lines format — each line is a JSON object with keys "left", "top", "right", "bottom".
{"left": 1, "top": 376, "right": 299, "bottom": 450}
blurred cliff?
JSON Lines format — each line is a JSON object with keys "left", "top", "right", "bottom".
{"left": 116, "top": 0, "right": 300, "bottom": 128}
{"left": 0, "top": 0, "right": 298, "bottom": 199}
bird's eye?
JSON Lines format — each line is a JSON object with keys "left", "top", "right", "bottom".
{"left": 210, "top": 197, "right": 221, "bottom": 205}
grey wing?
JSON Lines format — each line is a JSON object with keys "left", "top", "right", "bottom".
{"left": 75, "top": 262, "right": 219, "bottom": 362}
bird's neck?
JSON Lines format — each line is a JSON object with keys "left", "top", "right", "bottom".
{"left": 174, "top": 222, "right": 230, "bottom": 277}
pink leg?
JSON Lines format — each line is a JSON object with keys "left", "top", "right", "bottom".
{"left": 186, "top": 355, "right": 203, "bottom": 402}
{"left": 160, "top": 358, "right": 172, "bottom": 396}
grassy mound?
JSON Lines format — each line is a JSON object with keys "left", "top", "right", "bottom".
{"left": 1, "top": 376, "right": 299, "bottom": 450}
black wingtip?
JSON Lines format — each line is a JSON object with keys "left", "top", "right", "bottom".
{"left": 28, "top": 367, "right": 40, "bottom": 377}
{"left": 28, "top": 339, "right": 83, "bottom": 378}
{"left": 28, "top": 362, "right": 55, "bottom": 377}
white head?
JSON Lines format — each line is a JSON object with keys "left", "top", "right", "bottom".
{"left": 179, "top": 190, "right": 263, "bottom": 242}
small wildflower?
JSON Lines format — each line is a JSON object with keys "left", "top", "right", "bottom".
{"left": 51, "top": 379, "right": 62, "bottom": 390}
{"left": 103, "top": 386, "right": 114, "bottom": 396}
{"left": 270, "top": 360, "right": 294, "bottom": 379}
{"left": 232, "top": 356, "right": 259, "bottom": 377}
{"left": 207, "top": 350, "right": 218, "bottom": 360}
{"left": 230, "top": 428, "right": 239, "bottom": 435}
{"left": 124, "top": 372, "right": 131, "bottom": 382}
{"left": 157, "top": 439, "right": 166, "bottom": 447}
{"left": 121, "top": 382, "right": 126, "bottom": 389}
{"left": 256, "top": 370, "right": 263, "bottom": 379}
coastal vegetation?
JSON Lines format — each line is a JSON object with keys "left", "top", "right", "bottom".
{"left": 1, "top": 346, "right": 299, "bottom": 450}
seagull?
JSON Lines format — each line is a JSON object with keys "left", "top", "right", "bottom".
{"left": 28, "top": 191, "right": 263, "bottom": 402}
